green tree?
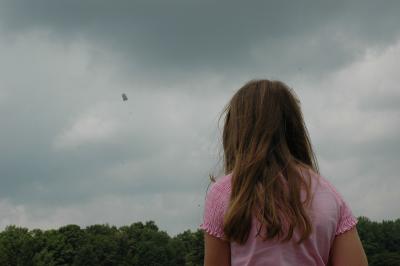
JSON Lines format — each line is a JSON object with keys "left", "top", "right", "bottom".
{"left": 0, "top": 225, "right": 35, "bottom": 265}
{"left": 0, "top": 217, "right": 398, "bottom": 266}
{"left": 173, "top": 229, "right": 204, "bottom": 266}
{"left": 74, "top": 224, "right": 120, "bottom": 266}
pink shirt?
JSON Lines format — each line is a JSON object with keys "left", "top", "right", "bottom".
{"left": 200, "top": 169, "right": 358, "bottom": 266}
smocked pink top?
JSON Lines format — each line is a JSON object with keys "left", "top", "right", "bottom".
{"left": 200, "top": 168, "right": 358, "bottom": 266}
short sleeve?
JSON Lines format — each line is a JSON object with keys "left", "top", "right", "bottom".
{"left": 199, "top": 182, "right": 228, "bottom": 239}
{"left": 335, "top": 196, "right": 358, "bottom": 235}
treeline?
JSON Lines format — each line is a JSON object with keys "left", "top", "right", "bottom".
{"left": 0, "top": 217, "right": 398, "bottom": 265}
{"left": 0, "top": 221, "right": 203, "bottom": 266}
{"left": 357, "top": 216, "right": 400, "bottom": 266}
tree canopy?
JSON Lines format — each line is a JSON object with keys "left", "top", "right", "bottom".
{"left": 0, "top": 217, "right": 398, "bottom": 265}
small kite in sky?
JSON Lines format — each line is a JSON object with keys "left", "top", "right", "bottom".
{"left": 122, "top": 93, "right": 128, "bottom": 101}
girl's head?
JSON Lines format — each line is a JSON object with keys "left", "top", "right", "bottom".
{"left": 221, "top": 79, "right": 318, "bottom": 244}
{"left": 222, "top": 79, "right": 317, "bottom": 172}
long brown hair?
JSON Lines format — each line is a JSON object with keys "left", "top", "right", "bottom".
{"left": 222, "top": 79, "right": 318, "bottom": 244}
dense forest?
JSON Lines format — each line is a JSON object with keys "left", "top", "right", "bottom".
{"left": 0, "top": 217, "right": 398, "bottom": 265}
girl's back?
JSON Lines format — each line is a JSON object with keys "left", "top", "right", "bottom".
{"left": 201, "top": 79, "right": 367, "bottom": 265}
{"left": 201, "top": 166, "right": 357, "bottom": 265}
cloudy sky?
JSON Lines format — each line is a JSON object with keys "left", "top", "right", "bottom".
{"left": 0, "top": 0, "right": 399, "bottom": 235}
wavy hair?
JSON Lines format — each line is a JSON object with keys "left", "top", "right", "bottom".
{"left": 222, "top": 79, "right": 318, "bottom": 244}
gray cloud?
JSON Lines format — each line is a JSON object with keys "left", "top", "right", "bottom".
{"left": 1, "top": 0, "right": 399, "bottom": 84}
{"left": 0, "top": 0, "right": 399, "bottom": 234}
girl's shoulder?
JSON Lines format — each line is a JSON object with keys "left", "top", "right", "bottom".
{"left": 209, "top": 173, "right": 232, "bottom": 194}
{"left": 298, "top": 165, "right": 340, "bottom": 195}
{"left": 200, "top": 174, "right": 232, "bottom": 239}
{"left": 308, "top": 169, "right": 347, "bottom": 203}
{"left": 305, "top": 168, "right": 358, "bottom": 236}
{"left": 205, "top": 173, "right": 232, "bottom": 209}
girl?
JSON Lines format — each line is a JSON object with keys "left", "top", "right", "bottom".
{"left": 200, "top": 80, "right": 368, "bottom": 265}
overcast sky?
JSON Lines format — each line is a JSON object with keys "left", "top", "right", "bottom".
{"left": 0, "top": 0, "right": 399, "bottom": 235}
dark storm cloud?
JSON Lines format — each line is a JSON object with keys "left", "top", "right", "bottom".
{"left": 0, "top": 0, "right": 399, "bottom": 232}
{"left": 1, "top": 0, "right": 399, "bottom": 82}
